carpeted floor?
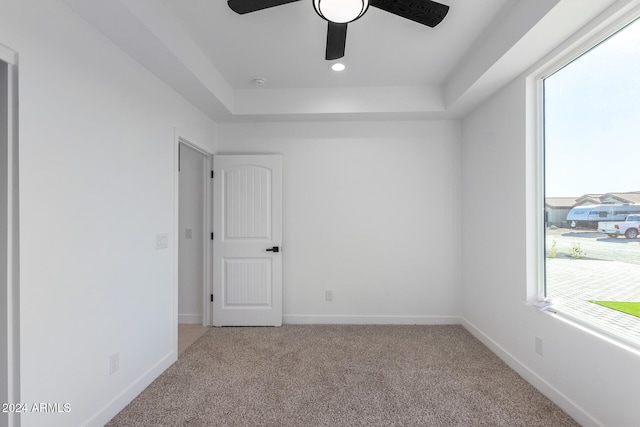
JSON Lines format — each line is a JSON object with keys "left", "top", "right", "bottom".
{"left": 107, "top": 325, "right": 578, "bottom": 426}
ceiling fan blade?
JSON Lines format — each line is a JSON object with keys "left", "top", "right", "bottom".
{"left": 326, "top": 22, "right": 347, "bottom": 60}
{"left": 369, "top": 0, "right": 449, "bottom": 27}
{"left": 228, "top": 0, "right": 301, "bottom": 15}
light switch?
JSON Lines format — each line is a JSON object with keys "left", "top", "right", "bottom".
{"left": 156, "top": 233, "right": 168, "bottom": 249}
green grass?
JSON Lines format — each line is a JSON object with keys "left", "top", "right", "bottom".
{"left": 589, "top": 301, "right": 640, "bottom": 319}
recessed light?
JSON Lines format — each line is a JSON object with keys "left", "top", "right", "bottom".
{"left": 331, "top": 63, "right": 346, "bottom": 72}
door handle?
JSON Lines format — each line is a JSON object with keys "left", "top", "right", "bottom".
{"left": 266, "top": 246, "right": 280, "bottom": 253}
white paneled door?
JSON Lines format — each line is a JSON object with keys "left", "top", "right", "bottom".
{"left": 212, "top": 155, "right": 282, "bottom": 326}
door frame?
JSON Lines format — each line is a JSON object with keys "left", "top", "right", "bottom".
{"left": 0, "top": 43, "right": 19, "bottom": 427}
{"left": 173, "top": 131, "right": 213, "bottom": 358}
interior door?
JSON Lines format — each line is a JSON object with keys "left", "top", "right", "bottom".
{"left": 212, "top": 155, "right": 282, "bottom": 326}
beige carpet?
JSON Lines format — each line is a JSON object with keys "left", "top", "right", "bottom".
{"left": 107, "top": 325, "right": 578, "bottom": 426}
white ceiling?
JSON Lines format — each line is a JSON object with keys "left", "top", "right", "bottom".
{"left": 163, "top": 0, "right": 510, "bottom": 89}
{"left": 62, "top": 0, "right": 620, "bottom": 121}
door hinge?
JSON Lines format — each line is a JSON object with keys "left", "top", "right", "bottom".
{"left": 210, "top": 232, "right": 214, "bottom": 240}
{"left": 211, "top": 170, "right": 214, "bottom": 178}
{"left": 210, "top": 294, "right": 214, "bottom": 302}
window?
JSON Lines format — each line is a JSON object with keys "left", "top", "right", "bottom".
{"left": 543, "top": 17, "right": 640, "bottom": 346}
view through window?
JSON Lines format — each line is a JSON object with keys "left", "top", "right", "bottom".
{"left": 544, "top": 18, "right": 640, "bottom": 346}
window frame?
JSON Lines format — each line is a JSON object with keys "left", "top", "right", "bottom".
{"left": 527, "top": 4, "right": 640, "bottom": 351}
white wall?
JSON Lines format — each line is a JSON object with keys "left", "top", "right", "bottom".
{"left": 462, "top": 77, "right": 640, "bottom": 427}
{"left": 218, "top": 121, "right": 462, "bottom": 324}
{"left": 0, "top": 0, "right": 217, "bottom": 425}
{"left": 178, "top": 144, "right": 205, "bottom": 324}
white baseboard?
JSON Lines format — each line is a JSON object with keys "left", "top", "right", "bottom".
{"left": 461, "top": 318, "right": 602, "bottom": 427}
{"left": 283, "top": 314, "right": 462, "bottom": 325}
{"left": 82, "top": 351, "right": 176, "bottom": 427}
{"left": 178, "top": 314, "right": 203, "bottom": 324}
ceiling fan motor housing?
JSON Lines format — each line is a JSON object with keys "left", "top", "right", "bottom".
{"left": 313, "top": 0, "right": 369, "bottom": 24}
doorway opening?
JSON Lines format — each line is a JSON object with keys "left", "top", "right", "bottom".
{"left": 0, "top": 45, "right": 19, "bottom": 427}
{"left": 175, "top": 137, "right": 212, "bottom": 357}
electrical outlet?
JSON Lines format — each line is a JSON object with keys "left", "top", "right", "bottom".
{"left": 535, "top": 337, "right": 543, "bottom": 356}
{"left": 325, "top": 290, "right": 333, "bottom": 301}
{"left": 185, "top": 228, "right": 192, "bottom": 239}
{"left": 109, "top": 352, "right": 120, "bottom": 375}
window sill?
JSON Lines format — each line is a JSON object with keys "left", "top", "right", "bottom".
{"left": 541, "top": 300, "right": 640, "bottom": 355}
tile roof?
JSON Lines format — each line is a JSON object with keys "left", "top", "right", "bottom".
{"left": 606, "top": 192, "right": 640, "bottom": 203}
{"left": 546, "top": 191, "right": 640, "bottom": 208}
{"left": 545, "top": 197, "right": 578, "bottom": 207}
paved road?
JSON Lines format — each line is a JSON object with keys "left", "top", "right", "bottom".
{"left": 546, "top": 227, "right": 640, "bottom": 265}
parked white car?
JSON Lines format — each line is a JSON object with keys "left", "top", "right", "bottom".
{"left": 598, "top": 215, "right": 640, "bottom": 239}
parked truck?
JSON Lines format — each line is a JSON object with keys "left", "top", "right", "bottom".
{"left": 598, "top": 214, "right": 640, "bottom": 239}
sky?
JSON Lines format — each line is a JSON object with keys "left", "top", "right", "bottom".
{"left": 544, "top": 17, "right": 640, "bottom": 198}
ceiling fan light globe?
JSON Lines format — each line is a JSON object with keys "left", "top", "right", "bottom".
{"left": 313, "top": 0, "right": 369, "bottom": 24}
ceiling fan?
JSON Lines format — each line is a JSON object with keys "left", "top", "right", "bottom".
{"left": 227, "top": 0, "right": 450, "bottom": 60}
